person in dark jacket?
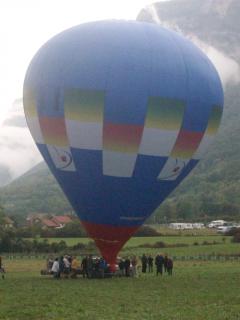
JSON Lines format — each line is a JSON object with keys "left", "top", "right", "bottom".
{"left": 81, "top": 256, "right": 88, "bottom": 278}
{"left": 86, "top": 255, "right": 93, "bottom": 278}
{"left": 59, "top": 256, "right": 65, "bottom": 278}
{"left": 155, "top": 253, "right": 164, "bottom": 276}
{"left": 118, "top": 259, "right": 125, "bottom": 277}
{"left": 99, "top": 257, "right": 107, "bottom": 278}
{"left": 167, "top": 257, "right": 173, "bottom": 275}
{"left": 141, "top": 254, "right": 148, "bottom": 273}
{"left": 124, "top": 257, "right": 131, "bottom": 277}
{"left": 164, "top": 254, "right": 168, "bottom": 273}
{"left": 148, "top": 255, "right": 154, "bottom": 273}
{"left": 0, "top": 256, "right": 5, "bottom": 279}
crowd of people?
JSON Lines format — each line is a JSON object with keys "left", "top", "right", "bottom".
{"left": 45, "top": 253, "right": 174, "bottom": 279}
{"left": 48, "top": 255, "right": 108, "bottom": 279}
{"left": 141, "top": 254, "right": 173, "bottom": 276}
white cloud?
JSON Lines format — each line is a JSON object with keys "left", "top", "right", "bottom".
{"left": 0, "top": 100, "right": 42, "bottom": 179}
{"left": 188, "top": 35, "right": 240, "bottom": 87}
{"left": 144, "top": 4, "right": 240, "bottom": 88}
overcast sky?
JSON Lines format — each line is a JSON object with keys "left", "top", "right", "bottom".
{"left": 0, "top": 0, "right": 170, "bottom": 124}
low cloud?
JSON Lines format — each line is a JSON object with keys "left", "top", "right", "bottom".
{"left": 0, "top": 99, "right": 42, "bottom": 181}
{"left": 3, "top": 115, "right": 27, "bottom": 128}
{"left": 145, "top": 3, "right": 240, "bottom": 88}
{"left": 188, "top": 35, "right": 240, "bottom": 87}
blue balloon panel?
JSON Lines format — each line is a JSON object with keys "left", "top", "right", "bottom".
{"left": 23, "top": 20, "right": 223, "bottom": 263}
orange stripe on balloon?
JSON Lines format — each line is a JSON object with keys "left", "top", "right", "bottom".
{"left": 39, "top": 117, "right": 69, "bottom": 147}
{"left": 171, "top": 130, "right": 204, "bottom": 159}
{"left": 103, "top": 122, "right": 144, "bottom": 153}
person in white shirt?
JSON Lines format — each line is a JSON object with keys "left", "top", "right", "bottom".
{"left": 63, "top": 256, "right": 71, "bottom": 278}
{"left": 51, "top": 258, "right": 60, "bottom": 278}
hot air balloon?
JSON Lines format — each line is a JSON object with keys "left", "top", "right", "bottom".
{"left": 23, "top": 20, "right": 223, "bottom": 269}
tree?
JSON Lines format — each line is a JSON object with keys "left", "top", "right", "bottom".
{"left": 0, "top": 204, "right": 5, "bottom": 225}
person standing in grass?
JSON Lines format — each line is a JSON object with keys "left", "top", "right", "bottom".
{"left": 0, "top": 256, "right": 5, "bottom": 279}
{"left": 118, "top": 258, "right": 125, "bottom": 277}
{"left": 167, "top": 257, "right": 173, "bottom": 276}
{"left": 51, "top": 258, "right": 60, "bottom": 279}
{"left": 131, "top": 256, "right": 138, "bottom": 277}
{"left": 81, "top": 256, "right": 88, "bottom": 278}
{"left": 124, "top": 257, "right": 131, "bottom": 277}
{"left": 63, "top": 255, "right": 71, "bottom": 278}
{"left": 164, "top": 254, "right": 168, "bottom": 273}
{"left": 86, "top": 255, "right": 94, "bottom": 278}
{"left": 147, "top": 255, "right": 154, "bottom": 273}
{"left": 59, "top": 256, "right": 65, "bottom": 278}
{"left": 141, "top": 254, "right": 148, "bottom": 273}
{"left": 70, "top": 256, "right": 79, "bottom": 278}
{"left": 99, "top": 257, "right": 107, "bottom": 278}
{"left": 155, "top": 253, "right": 164, "bottom": 276}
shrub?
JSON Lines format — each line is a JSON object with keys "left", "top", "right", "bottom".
{"left": 138, "top": 241, "right": 188, "bottom": 249}
{"left": 225, "top": 227, "right": 240, "bottom": 236}
{"left": 232, "top": 232, "right": 240, "bottom": 243}
{"left": 134, "top": 226, "right": 161, "bottom": 237}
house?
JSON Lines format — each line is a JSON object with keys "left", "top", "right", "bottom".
{"left": 51, "top": 215, "right": 73, "bottom": 228}
{"left": 3, "top": 217, "right": 14, "bottom": 228}
{"left": 26, "top": 213, "right": 73, "bottom": 229}
{"left": 26, "top": 213, "right": 48, "bottom": 227}
{"left": 41, "top": 219, "right": 59, "bottom": 229}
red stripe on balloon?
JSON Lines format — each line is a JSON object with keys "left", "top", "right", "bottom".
{"left": 103, "top": 122, "right": 144, "bottom": 153}
{"left": 171, "top": 129, "right": 204, "bottom": 158}
{"left": 39, "top": 116, "right": 68, "bottom": 147}
{"left": 81, "top": 221, "right": 139, "bottom": 269}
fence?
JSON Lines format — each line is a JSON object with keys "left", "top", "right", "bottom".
{"left": 1, "top": 254, "right": 240, "bottom": 261}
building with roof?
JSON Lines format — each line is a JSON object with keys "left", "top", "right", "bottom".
{"left": 52, "top": 215, "right": 73, "bottom": 228}
{"left": 26, "top": 213, "right": 73, "bottom": 229}
{"left": 3, "top": 217, "right": 14, "bottom": 228}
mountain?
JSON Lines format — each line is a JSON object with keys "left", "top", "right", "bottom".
{"left": 138, "top": 0, "right": 240, "bottom": 62}
{"left": 0, "top": 164, "right": 12, "bottom": 187}
{"left": 0, "top": 162, "right": 72, "bottom": 217}
{"left": 1, "top": 0, "right": 240, "bottom": 221}
{"left": 137, "top": 0, "right": 240, "bottom": 221}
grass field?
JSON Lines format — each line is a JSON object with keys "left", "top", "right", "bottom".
{"left": 44, "top": 234, "right": 227, "bottom": 246}
{"left": 1, "top": 235, "right": 240, "bottom": 320}
{"left": 1, "top": 259, "right": 240, "bottom": 320}
{"left": 35, "top": 235, "right": 239, "bottom": 258}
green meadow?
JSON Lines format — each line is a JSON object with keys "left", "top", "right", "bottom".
{"left": 1, "top": 235, "right": 240, "bottom": 320}
{"left": 38, "top": 234, "right": 239, "bottom": 257}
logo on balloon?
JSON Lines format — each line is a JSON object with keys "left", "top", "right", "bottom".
{"left": 158, "top": 158, "right": 186, "bottom": 181}
{"left": 48, "top": 146, "right": 74, "bottom": 170}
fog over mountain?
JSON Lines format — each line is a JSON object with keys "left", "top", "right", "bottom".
{"left": 0, "top": 99, "right": 42, "bottom": 186}
{"left": 138, "top": 0, "right": 240, "bottom": 88}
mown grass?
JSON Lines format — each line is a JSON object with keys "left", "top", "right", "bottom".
{"left": 1, "top": 259, "right": 240, "bottom": 320}
{"left": 31, "top": 235, "right": 240, "bottom": 258}
{"left": 2, "top": 235, "right": 240, "bottom": 319}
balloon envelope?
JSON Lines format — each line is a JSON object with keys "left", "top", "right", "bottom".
{"left": 23, "top": 20, "right": 223, "bottom": 266}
